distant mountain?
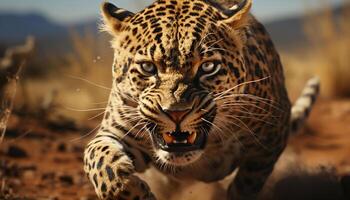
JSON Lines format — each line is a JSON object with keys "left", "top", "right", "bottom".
{"left": 0, "top": 3, "right": 347, "bottom": 52}
{"left": 264, "top": 16, "right": 306, "bottom": 51}
{"left": 0, "top": 13, "right": 101, "bottom": 55}
{"left": 0, "top": 13, "right": 67, "bottom": 42}
{"left": 264, "top": 3, "right": 348, "bottom": 51}
{"left": 70, "top": 19, "right": 99, "bottom": 34}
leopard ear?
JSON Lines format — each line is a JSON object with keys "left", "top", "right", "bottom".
{"left": 101, "top": 2, "right": 134, "bottom": 35}
{"left": 218, "top": 0, "right": 252, "bottom": 27}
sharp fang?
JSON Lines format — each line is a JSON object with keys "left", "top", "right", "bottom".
{"left": 188, "top": 132, "right": 197, "bottom": 144}
{"left": 230, "top": 5, "right": 239, "bottom": 10}
{"left": 163, "top": 133, "right": 174, "bottom": 144}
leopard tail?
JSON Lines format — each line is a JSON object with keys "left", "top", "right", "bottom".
{"left": 290, "top": 77, "right": 320, "bottom": 134}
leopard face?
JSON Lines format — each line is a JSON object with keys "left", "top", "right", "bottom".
{"left": 102, "top": 0, "right": 252, "bottom": 167}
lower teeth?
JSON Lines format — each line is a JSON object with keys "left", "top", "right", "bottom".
{"left": 173, "top": 140, "right": 188, "bottom": 144}
{"left": 162, "top": 132, "right": 197, "bottom": 145}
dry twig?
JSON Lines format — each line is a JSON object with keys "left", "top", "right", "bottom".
{"left": 0, "top": 37, "right": 35, "bottom": 144}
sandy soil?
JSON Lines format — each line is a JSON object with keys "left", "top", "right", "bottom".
{"left": 1, "top": 99, "right": 349, "bottom": 200}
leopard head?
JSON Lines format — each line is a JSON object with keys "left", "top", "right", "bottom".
{"left": 101, "top": 0, "right": 252, "bottom": 167}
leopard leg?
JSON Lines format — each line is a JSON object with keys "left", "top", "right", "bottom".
{"left": 227, "top": 150, "right": 282, "bottom": 200}
{"left": 84, "top": 131, "right": 156, "bottom": 200}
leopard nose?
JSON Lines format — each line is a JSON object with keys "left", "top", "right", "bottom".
{"left": 164, "top": 109, "right": 191, "bottom": 123}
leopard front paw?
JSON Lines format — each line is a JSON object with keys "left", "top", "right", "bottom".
{"left": 116, "top": 175, "right": 156, "bottom": 200}
{"left": 84, "top": 135, "right": 156, "bottom": 200}
{"left": 92, "top": 174, "right": 156, "bottom": 200}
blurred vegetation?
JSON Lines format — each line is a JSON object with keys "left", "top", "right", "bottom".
{"left": 13, "top": 30, "right": 113, "bottom": 124}
{"left": 304, "top": 0, "right": 350, "bottom": 97}
{"left": 283, "top": 0, "right": 350, "bottom": 99}
{"left": 8, "top": 0, "right": 350, "bottom": 124}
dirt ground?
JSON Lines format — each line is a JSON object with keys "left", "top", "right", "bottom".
{"left": 1, "top": 99, "right": 350, "bottom": 200}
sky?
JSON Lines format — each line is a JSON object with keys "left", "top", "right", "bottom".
{"left": 0, "top": 0, "right": 344, "bottom": 24}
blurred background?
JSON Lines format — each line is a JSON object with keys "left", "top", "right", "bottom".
{"left": 0, "top": 0, "right": 348, "bottom": 122}
{"left": 1, "top": 0, "right": 350, "bottom": 199}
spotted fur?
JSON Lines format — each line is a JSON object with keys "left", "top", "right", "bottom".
{"left": 83, "top": 0, "right": 320, "bottom": 199}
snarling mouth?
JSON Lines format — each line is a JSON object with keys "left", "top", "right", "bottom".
{"left": 153, "top": 130, "right": 206, "bottom": 152}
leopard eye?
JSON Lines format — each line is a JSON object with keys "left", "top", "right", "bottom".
{"left": 201, "top": 61, "right": 221, "bottom": 74}
{"left": 201, "top": 62, "right": 215, "bottom": 72}
{"left": 140, "top": 62, "right": 157, "bottom": 74}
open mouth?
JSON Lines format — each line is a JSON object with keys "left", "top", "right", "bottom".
{"left": 153, "top": 130, "right": 206, "bottom": 153}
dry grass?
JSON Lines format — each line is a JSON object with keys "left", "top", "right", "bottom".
{"left": 13, "top": 30, "right": 114, "bottom": 122}
{"left": 53, "top": 30, "right": 113, "bottom": 121}
{"left": 64, "top": 30, "right": 112, "bottom": 103}
{"left": 305, "top": 0, "right": 350, "bottom": 97}
{"left": 284, "top": 0, "right": 350, "bottom": 98}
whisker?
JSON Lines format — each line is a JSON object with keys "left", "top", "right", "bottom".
{"left": 5, "top": 129, "right": 32, "bottom": 144}
{"left": 64, "top": 106, "right": 106, "bottom": 112}
{"left": 216, "top": 94, "right": 285, "bottom": 113}
{"left": 69, "top": 124, "right": 100, "bottom": 142}
{"left": 112, "top": 91, "right": 139, "bottom": 103}
{"left": 220, "top": 101, "right": 272, "bottom": 113}
{"left": 134, "top": 122, "right": 150, "bottom": 138}
{"left": 214, "top": 76, "right": 270, "bottom": 99}
{"left": 65, "top": 74, "right": 111, "bottom": 91}
{"left": 219, "top": 105, "right": 274, "bottom": 118}
{"left": 201, "top": 38, "right": 224, "bottom": 54}
{"left": 231, "top": 95, "right": 284, "bottom": 112}
{"left": 121, "top": 120, "right": 148, "bottom": 140}
{"left": 212, "top": 115, "right": 245, "bottom": 148}
{"left": 214, "top": 115, "right": 244, "bottom": 140}
{"left": 222, "top": 114, "right": 274, "bottom": 126}
{"left": 228, "top": 115, "right": 269, "bottom": 151}
{"left": 118, "top": 116, "right": 143, "bottom": 125}
{"left": 218, "top": 94, "right": 275, "bottom": 104}
{"left": 201, "top": 118, "right": 225, "bottom": 144}
{"left": 201, "top": 47, "right": 231, "bottom": 55}
{"left": 90, "top": 101, "right": 109, "bottom": 105}
{"left": 88, "top": 111, "right": 106, "bottom": 121}
{"left": 197, "top": 32, "right": 216, "bottom": 49}
{"left": 118, "top": 110, "right": 141, "bottom": 117}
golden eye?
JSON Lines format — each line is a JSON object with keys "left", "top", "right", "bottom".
{"left": 140, "top": 62, "right": 157, "bottom": 74}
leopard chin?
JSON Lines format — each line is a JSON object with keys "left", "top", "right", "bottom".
{"left": 155, "top": 149, "right": 203, "bottom": 167}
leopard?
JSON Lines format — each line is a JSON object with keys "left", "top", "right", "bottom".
{"left": 83, "top": 0, "right": 320, "bottom": 199}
